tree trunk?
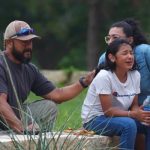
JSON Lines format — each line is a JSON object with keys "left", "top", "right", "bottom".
{"left": 86, "top": 0, "right": 101, "bottom": 70}
{"left": 132, "top": 0, "right": 140, "bottom": 7}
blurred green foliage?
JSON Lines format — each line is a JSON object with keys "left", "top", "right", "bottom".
{"left": 0, "top": 0, "right": 150, "bottom": 70}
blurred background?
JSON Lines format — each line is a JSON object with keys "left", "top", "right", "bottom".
{"left": 0, "top": 0, "right": 150, "bottom": 71}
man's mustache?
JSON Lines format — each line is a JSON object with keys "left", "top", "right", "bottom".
{"left": 23, "top": 49, "right": 32, "bottom": 53}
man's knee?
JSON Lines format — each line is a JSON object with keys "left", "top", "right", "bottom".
{"left": 28, "top": 99, "right": 58, "bottom": 122}
{"left": 41, "top": 100, "right": 58, "bottom": 119}
{"left": 38, "top": 100, "right": 57, "bottom": 130}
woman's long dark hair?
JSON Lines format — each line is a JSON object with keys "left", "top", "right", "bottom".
{"left": 95, "top": 39, "right": 137, "bottom": 76}
{"left": 111, "top": 21, "right": 133, "bottom": 38}
{"left": 124, "top": 18, "right": 148, "bottom": 46}
{"left": 110, "top": 18, "right": 148, "bottom": 47}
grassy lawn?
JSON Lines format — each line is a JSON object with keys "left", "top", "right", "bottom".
{"left": 27, "top": 89, "right": 87, "bottom": 130}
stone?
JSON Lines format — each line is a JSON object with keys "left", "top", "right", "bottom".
{"left": 0, "top": 132, "right": 119, "bottom": 150}
{"left": 69, "top": 71, "right": 88, "bottom": 84}
{"left": 40, "top": 70, "right": 67, "bottom": 84}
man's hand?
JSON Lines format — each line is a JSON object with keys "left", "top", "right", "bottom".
{"left": 82, "top": 70, "right": 95, "bottom": 87}
{"left": 23, "top": 123, "right": 40, "bottom": 135}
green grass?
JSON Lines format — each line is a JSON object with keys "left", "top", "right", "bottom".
{"left": 27, "top": 89, "right": 87, "bottom": 130}
{"left": 55, "top": 90, "right": 87, "bottom": 130}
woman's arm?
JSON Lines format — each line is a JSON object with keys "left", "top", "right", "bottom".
{"left": 98, "top": 52, "right": 106, "bottom": 65}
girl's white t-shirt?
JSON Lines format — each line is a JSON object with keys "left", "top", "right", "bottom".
{"left": 81, "top": 69, "right": 140, "bottom": 124}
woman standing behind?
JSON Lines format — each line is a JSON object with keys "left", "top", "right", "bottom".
{"left": 81, "top": 39, "right": 150, "bottom": 150}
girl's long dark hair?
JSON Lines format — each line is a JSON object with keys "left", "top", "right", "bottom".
{"left": 95, "top": 39, "right": 137, "bottom": 76}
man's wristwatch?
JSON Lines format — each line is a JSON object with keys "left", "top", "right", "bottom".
{"left": 79, "top": 77, "right": 88, "bottom": 88}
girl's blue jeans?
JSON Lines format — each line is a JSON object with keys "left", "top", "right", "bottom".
{"left": 83, "top": 116, "right": 150, "bottom": 150}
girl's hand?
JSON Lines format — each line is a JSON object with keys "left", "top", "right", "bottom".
{"left": 135, "top": 108, "right": 150, "bottom": 125}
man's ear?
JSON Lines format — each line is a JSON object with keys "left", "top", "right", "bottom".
{"left": 108, "top": 53, "right": 115, "bottom": 62}
{"left": 5, "top": 40, "right": 13, "bottom": 49}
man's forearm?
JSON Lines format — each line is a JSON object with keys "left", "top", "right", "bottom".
{"left": 0, "top": 98, "right": 23, "bottom": 133}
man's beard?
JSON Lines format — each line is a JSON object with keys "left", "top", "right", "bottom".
{"left": 12, "top": 47, "right": 32, "bottom": 64}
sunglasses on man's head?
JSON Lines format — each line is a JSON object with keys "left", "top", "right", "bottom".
{"left": 10, "top": 28, "right": 34, "bottom": 38}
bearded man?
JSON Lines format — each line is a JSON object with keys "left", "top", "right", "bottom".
{"left": 0, "top": 20, "right": 94, "bottom": 134}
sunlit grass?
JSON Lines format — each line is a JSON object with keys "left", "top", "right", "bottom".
{"left": 55, "top": 90, "right": 87, "bottom": 130}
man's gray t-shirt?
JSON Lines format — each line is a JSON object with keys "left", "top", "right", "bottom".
{"left": 0, "top": 53, "right": 56, "bottom": 118}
